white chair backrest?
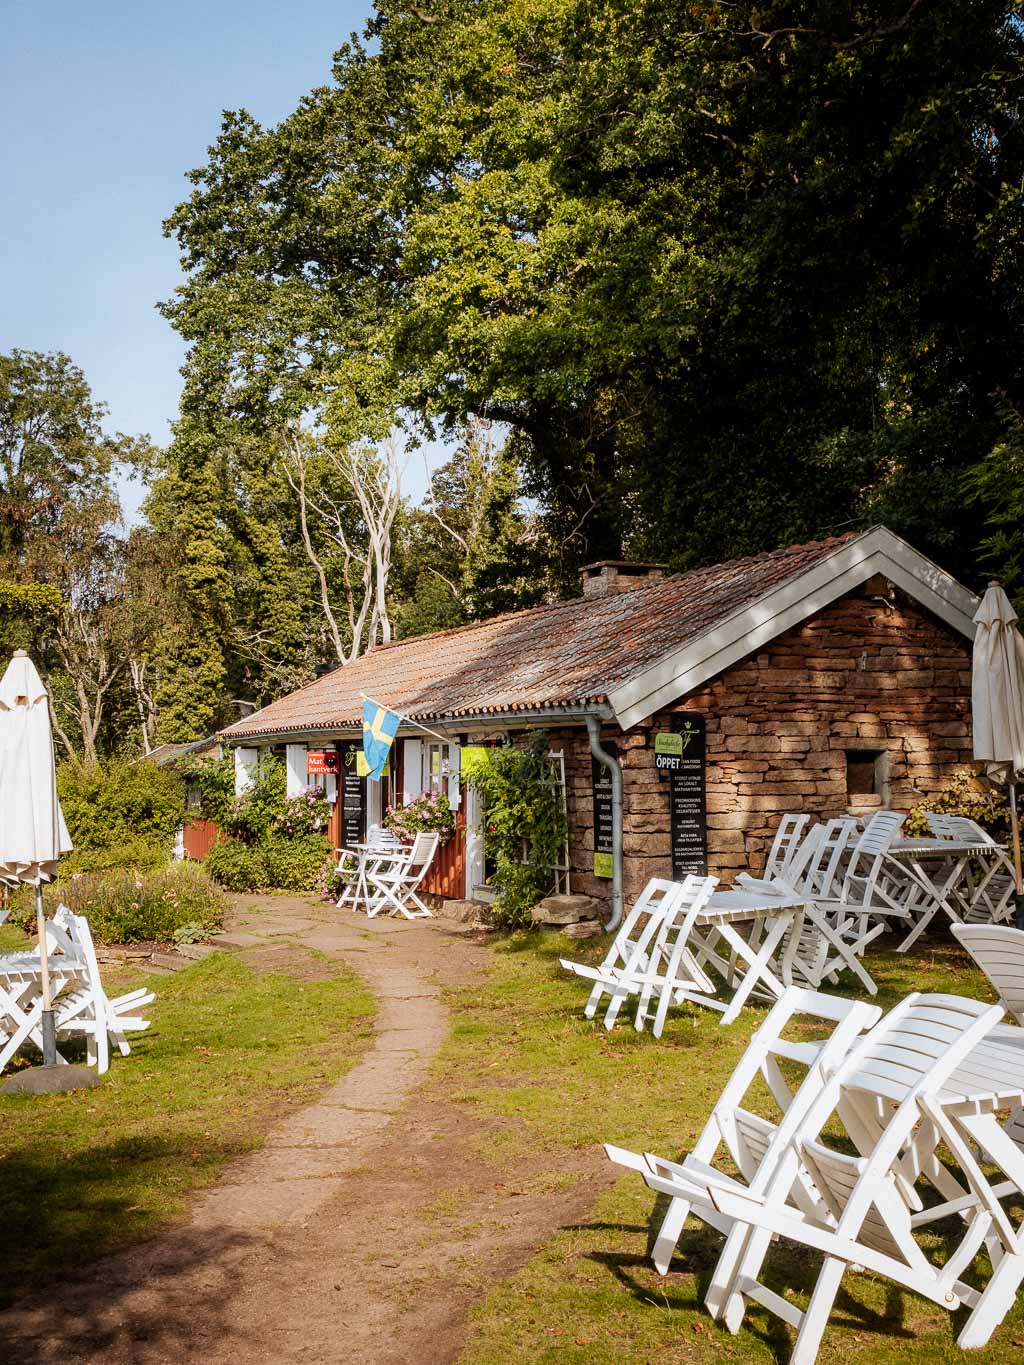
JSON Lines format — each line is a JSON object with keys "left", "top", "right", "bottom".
{"left": 797, "top": 819, "right": 856, "bottom": 898}
{"left": 764, "top": 815, "right": 811, "bottom": 880}
{"left": 65, "top": 910, "right": 103, "bottom": 987}
{"left": 407, "top": 831, "right": 439, "bottom": 870}
{"left": 926, "top": 813, "right": 958, "bottom": 839}
{"left": 952, "top": 923, "right": 1024, "bottom": 1025}
{"left": 694, "top": 988, "right": 882, "bottom": 1173}
{"left": 929, "top": 814, "right": 995, "bottom": 845}
{"left": 367, "top": 825, "right": 401, "bottom": 849}
{"left": 840, "top": 810, "right": 905, "bottom": 904}
{"left": 853, "top": 809, "right": 906, "bottom": 857}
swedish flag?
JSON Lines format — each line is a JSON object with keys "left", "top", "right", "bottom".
{"left": 362, "top": 699, "right": 401, "bottom": 781}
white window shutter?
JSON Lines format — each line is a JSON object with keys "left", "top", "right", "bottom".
{"left": 402, "top": 738, "right": 424, "bottom": 803}
{"left": 285, "top": 744, "right": 308, "bottom": 797}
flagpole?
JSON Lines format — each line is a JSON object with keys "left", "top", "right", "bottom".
{"left": 359, "top": 694, "right": 452, "bottom": 745}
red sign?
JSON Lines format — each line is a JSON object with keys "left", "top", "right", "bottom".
{"left": 307, "top": 749, "right": 340, "bottom": 775}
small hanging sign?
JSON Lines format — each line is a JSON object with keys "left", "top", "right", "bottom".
{"left": 307, "top": 750, "right": 340, "bottom": 775}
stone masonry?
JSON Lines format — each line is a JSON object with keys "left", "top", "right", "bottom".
{"left": 563, "top": 582, "right": 973, "bottom": 904}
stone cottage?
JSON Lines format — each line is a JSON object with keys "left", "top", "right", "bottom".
{"left": 218, "top": 526, "right": 979, "bottom": 922}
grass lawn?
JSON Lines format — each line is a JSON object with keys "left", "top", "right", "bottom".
{"left": 0, "top": 938, "right": 374, "bottom": 1305}
{"left": 438, "top": 932, "right": 1024, "bottom": 1364}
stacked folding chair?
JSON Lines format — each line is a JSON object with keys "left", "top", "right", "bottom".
{"left": 738, "top": 813, "right": 896, "bottom": 995}
{"left": 0, "top": 906, "right": 153, "bottom": 1074}
{"left": 560, "top": 875, "right": 719, "bottom": 1036}
{"left": 53, "top": 907, "right": 154, "bottom": 1073}
{"left": 929, "top": 814, "right": 1017, "bottom": 924}
{"left": 606, "top": 987, "right": 1024, "bottom": 1360}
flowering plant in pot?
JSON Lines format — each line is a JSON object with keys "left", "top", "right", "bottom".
{"left": 383, "top": 790, "right": 456, "bottom": 845}
{"left": 273, "top": 786, "right": 331, "bottom": 838}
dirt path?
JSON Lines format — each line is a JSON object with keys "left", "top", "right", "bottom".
{"left": 3, "top": 897, "right": 610, "bottom": 1364}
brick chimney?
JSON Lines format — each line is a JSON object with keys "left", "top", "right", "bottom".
{"left": 581, "top": 560, "right": 668, "bottom": 599}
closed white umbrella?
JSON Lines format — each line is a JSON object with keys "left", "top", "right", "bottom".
{"left": 0, "top": 649, "right": 73, "bottom": 1065}
{"left": 972, "top": 583, "right": 1024, "bottom": 927}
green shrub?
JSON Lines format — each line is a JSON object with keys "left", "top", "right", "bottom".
{"left": 468, "top": 735, "right": 569, "bottom": 929}
{"left": 203, "top": 839, "right": 270, "bottom": 892}
{"left": 57, "top": 757, "right": 185, "bottom": 852}
{"left": 177, "top": 753, "right": 235, "bottom": 825}
{"left": 11, "top": 863, "right": 223, "bottom": 945}
{"left": 60, "top": 835, "right": 170, "bottom": 877}
{"left": 221, "top": 757, "right": 287, "bottom": 843}
{"left": 905, "top": 767, "right": 1010, "bottom": 838}
{"left": 204, "top": 832, "right": 333, "bottom": 893}
{"left": 261, "top": 833, "right": 333, "bottom": 892}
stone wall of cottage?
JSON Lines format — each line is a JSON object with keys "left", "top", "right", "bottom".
{"left": 560, "top": 583, "right": 973, "bottom": 905}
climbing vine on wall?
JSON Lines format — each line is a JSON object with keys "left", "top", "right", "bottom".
{"left": 467, "top": 735, "right": 569, "bottom": 929}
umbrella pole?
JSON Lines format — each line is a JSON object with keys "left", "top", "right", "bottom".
{"left": 1011, "top": 783, "right": 1024, "bottom": 933}
{"left": 35, "top": 885, "right": 57, "bottom": 1067}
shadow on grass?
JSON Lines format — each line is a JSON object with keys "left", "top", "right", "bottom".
{"left": 0, "top": 1133, "right": 252, "bottom": 1298}
{"left": 583, "top": 1200, "right": 932, "bottom": 1361}
{"left": 0, "top": 1138, "right": 258, "bottom": 1360}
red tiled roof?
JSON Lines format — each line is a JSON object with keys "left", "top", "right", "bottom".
{"left": 221, "top": 532, "right": 863, "bottom": 739}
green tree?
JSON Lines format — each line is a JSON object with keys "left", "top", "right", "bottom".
{"left": 163, "top": 1, "right": 1023, "bottom": 588}
{"left": 394, "top": 419, "right": 549, "bottom": 638}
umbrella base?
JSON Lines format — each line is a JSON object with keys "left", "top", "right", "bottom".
{"left": 0, "top": 1064, "right": 101, "bottom": 1095}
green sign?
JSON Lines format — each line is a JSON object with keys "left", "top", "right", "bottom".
{"left": 459, "top": 745, "right": 488, "bottom": 779}
{"left": 654, "top": 732, "right": 683, "bottom": 756}
{"left": 593, "top": 851, "right": 613, "bottom": 879}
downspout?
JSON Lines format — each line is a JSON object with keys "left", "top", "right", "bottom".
{"left": 586, "top": 712, "right": 623, "bottom": 932}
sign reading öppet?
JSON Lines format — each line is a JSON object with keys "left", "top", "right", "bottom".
{"left": 307, "top": 750, "right": 340, "bottom": 776}
{"left": 665, "top": 716, "right": 708, "bottom": 878}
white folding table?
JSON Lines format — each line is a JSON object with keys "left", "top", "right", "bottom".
{"left": 886, "top": 838, "right": 1015, "bottom": 952}
{"left": 679, "top": 889, "right": 808, "bottom": 1026}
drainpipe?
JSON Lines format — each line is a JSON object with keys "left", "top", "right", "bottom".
{"left": 586, "top": 713, "right": 623, "bottom": 932}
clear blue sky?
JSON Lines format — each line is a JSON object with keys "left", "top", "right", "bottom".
{"left": 0, "top": 1, "right": 447, "bottom": 518}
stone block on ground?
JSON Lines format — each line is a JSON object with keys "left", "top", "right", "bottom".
{"left": 175, "top": 943, "right": 218, "bottom": 960}
{"left": 562, "top": 920, "right": 604, "bottom": 940}
{"left": 439, "top": 899, "right": 487, "bottom": 924}
{"left": 530, "top": 894, "right": 602, "bottom": 926}
{"left": 150, "top": 951, "right": 186, "bottom": 972}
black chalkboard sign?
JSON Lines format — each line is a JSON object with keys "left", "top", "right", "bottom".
{"left": 667, "top": 715, "right": 707, "bottom": 878}
{"left": 591, "top": 745, "right": 617, "bottom": 878}
{"left": 341, "top": 746, "right": 366, "bottom": 846}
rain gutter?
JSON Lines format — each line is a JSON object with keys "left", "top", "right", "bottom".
{"left": 586, "top": 710, "right": 624, "bottom": 933}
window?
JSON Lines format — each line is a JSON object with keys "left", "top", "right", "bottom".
{"left": 425, "top": 741, "right": 450, "bottom": 795}
{"left": 845, "top": 748, "right": 887, "bottom": 799}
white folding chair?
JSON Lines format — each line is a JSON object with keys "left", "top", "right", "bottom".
{"left": 929, "top": 814, "right": 1017, "bottom": 923}
{"left": 740, "top": 819, "right": 881, "bottom": 994}
{"left": 952, "top": 923, "right": 1024, "bottom": 1030}
{"left": 335, "top": 826, "right": 403, "bottom": 909}
{"left": 561, "top": 875, "right": 719, "bottom": 1036}
{"left": 605, "top": 987, "right": 882, "bottom": 1274}
{"left": 54, "top": 909, "right": 155, "bottom": 1073}
{"left": 0, "top": 911, "right": 86, "bottom": 1072}
{"left": 365, "top": 832, "right": 439, "bottom": 919}
{"left": 762, "top": 814, "right": 811, "bottom": 881}
{"left": 704, "top": 993, "right": 1012, "bottom": 1360}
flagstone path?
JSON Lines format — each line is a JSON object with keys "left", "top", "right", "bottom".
{"left": 3, "top": 895, "right": 611, "bottom": 1364}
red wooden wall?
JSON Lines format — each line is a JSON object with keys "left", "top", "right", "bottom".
{"left": 182, "top": 817, "right": 225, "bottom": 860}
{"left": 420, "top": 805, "right": 467, "bottom": 900}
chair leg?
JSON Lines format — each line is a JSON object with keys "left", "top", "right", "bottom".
{"left": 790, "top": 1256, "right": 846, "bottom": 1364}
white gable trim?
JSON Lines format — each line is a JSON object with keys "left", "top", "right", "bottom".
{"left": 608, "top": 527, "right": 979, "bottom": 731}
